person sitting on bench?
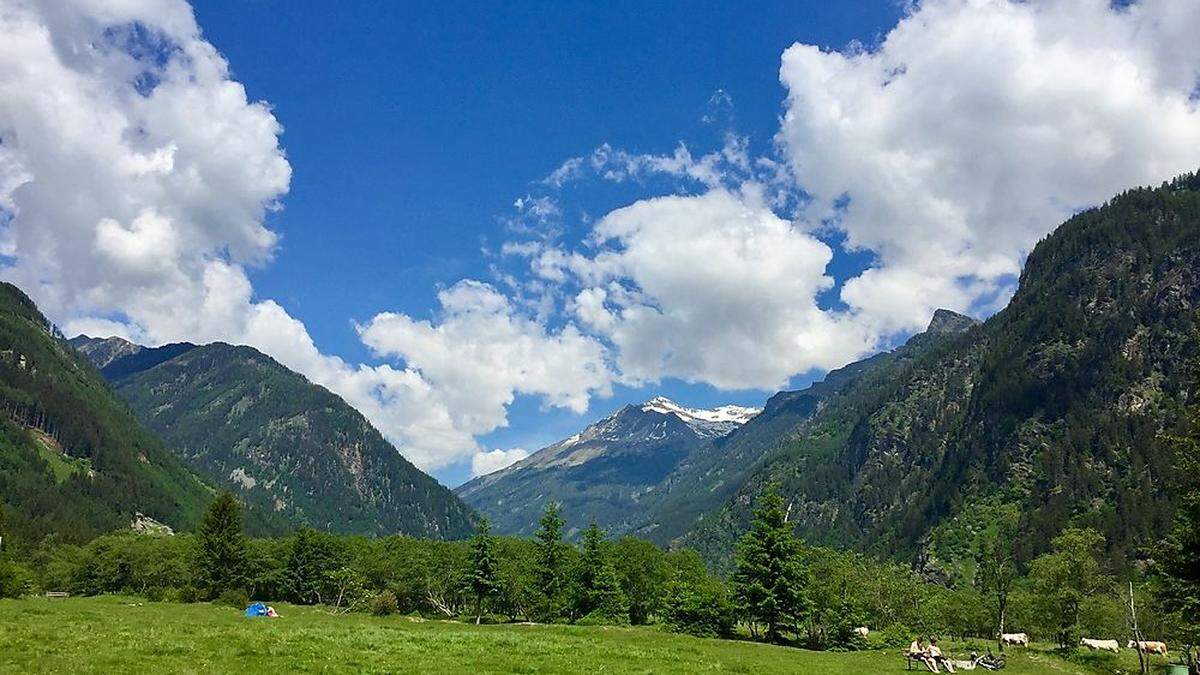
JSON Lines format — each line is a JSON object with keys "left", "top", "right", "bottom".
{"left": 908, "top": 637, "right": 938, "bottom": 672}
{"left": 929, "top": 639, "right": 955, "bottom": 673}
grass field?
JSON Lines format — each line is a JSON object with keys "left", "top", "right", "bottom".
{"left": 0, "top": 596, "right": 1157, "bottom": 674}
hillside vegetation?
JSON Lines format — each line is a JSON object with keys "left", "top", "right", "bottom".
{"left": 0, "top": 284, "right": 212, "bottom": 543}
{"left": 657, "top": 174, "right": 1200, "bottom": 575}
{"left": 102, "top": 342, "right": 476, "bottom": 539}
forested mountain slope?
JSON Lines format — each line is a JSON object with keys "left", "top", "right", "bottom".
{"left": 672, "top": 174, "right": 1200, "bottom": 572}
{"left": 93, "top": 342, "right": 476, "bottom": 539}
{"left": 0, "top": 284, "right": 213, "bottom": 544}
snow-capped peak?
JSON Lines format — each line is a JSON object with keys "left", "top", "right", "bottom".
{"left": 641, "top": 396, "right": 759, "bottom": 436}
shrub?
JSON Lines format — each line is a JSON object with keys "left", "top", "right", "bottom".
{"left": 874, "top": 624, "right": 914, "bottom": 649}
{"left": 178, "top": 585, "right": 203, "bottom": 604}
{"left": 0, "top": 558, "right": 33, "bottom": 598}
{"left": 215, "top": 588, "right": 249, "bottom": 609}
{"left": 370, "top": 590, "right": 399, "bottom": 616}
{"left": 145, "top": 586, "right": 183, "bottom": 603}
{"left": 662, "top": 579, "right": 735, "bottom": 638}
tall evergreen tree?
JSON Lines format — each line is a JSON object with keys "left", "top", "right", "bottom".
{"left": 733, "top": 484, "right": 810, "bottom": 643}
{"left": 534, "top": 502, "right": 567, "bottom": 619}
{"left": 193, "top": 492, "right": 248, "bottom": 599}
{"left": 573, "top": 521, "right": 628, "bottom": 623}
{"left": 284, "top": 527, "right": 342, "bottom": 604}
{"left": 468, "top": 518, "right": 501, "bottom": 624}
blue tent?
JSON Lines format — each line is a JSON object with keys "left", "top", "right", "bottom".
{"left": 244, "top": 602, "right": 269, "bottom": 617}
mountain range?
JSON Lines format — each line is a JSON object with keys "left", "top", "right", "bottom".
{"left": 68, "top": 337, "right": 477, "bottom": 539}
{"left": 5, "top": 172, "right": 1197, "bottom": 571}
{"left": 456, "top": 396, "right": 759, "bottom": 537}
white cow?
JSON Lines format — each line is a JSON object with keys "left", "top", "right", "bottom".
{"left": 1080, "top": 638, "right": 1120, "bottom": 653}
{"left": 1000, "top": 633, "right": 1029, "bottom": 647}
{"left": 853, "top": 626, "right": 870, "bottom": 638}
{"left": 1128, "top": 640, "right": 1168, "bottom": 655}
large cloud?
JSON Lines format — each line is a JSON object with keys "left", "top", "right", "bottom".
{"left": 555, "top": 186, "right": 871, "bottom": 390}
{"left": 0, "top": 0, "right": 605, "bottom": 472}
{"left": 359, "top": 280, "right": 612, "bottom": 437}
{"left": 779, "top": 0, "right": 1200, "bottom": 333}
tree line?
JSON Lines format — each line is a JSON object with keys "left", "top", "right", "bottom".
{"left": 0, "top": 403, "right": 1195, "bottom": 666}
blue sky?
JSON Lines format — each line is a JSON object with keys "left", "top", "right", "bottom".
{"left": 5, "top": 1, "right": 1197, "bottom": 487}
{"left": 189, "top": 1, "right": 901, "bottom": 484}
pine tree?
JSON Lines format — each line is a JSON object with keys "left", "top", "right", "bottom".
{"left": 534, "top": 502, "right": 567, "bottom": 619}
{"left": 733, "top": 484, "right": 810, "bottom": 643}
{"left": 468, "top": 518, "right": 501, "bottom": 624}
{"left": 285, "top": 527, "right": 341, "bottom": 604}
{"left": 573, "top": 521, "right": 628, "bottom": 624}
{"left": 193, "top": 492, "right": 248, "bottom": 599}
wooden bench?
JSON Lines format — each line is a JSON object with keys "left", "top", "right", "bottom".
{"left": 44, "top": 591, "right": 70, "bottom": 599}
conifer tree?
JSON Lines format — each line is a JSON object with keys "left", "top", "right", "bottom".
{"left": 733, "top": 484, "right": 810, "bottom": 643}
{"left": 534, "top": 502, "right": 567, "bottom": 619}
{"left": 285, "top": 527, "right": 340, "bottom": 604}
{"left": 193, "top": 492, "right": 248, "bottom": 599}
{"left": 468, "top": 518, "right": 501, "bottom": 624}
{"left": 573, "top": 520, "right": 628, "bottom": 623}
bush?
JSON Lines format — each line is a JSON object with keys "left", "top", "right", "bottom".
{"left": 145, "top": 586, "right": 183, "bottom": 603}
{"left": 662, "top": 580, "right": 735, "bottom": 638}
{"left": 178, "top": 585, "right": 203, "bottom": 604}
{"left": 370, "top": 590, "right": 399, "bottom": 616}
{"left": 0, "top": 558, "right": 33, "bottom": 598}
{"left": 1066, "top": 648, "right": 1118, "bottom": 671}
{"left": 873, "top": 624, "right": 915, "bottom": 649}
{"left": 215, "top": 588, "right": 249, "bottom": 609}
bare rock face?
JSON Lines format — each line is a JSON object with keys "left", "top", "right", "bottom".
{"left": 924, "top": 308, "right": 979, "bottom": 334}
{"left": 68, "top": 335, "right": 142, "bottom": 369}
{"left": 130, "top": 512, "right": 174, "bottom": 536}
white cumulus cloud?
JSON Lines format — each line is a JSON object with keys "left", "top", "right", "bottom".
{"left": 560, "top": 185, "right": 871, "bottom": 390}
{"left": 471, "top": 448, "right": 530, "bottom": 478}
{"left": 0, "top": 0, "right": 598, "bottom": 472}
{"left": 359, "top": 280, "right": 613, "bottom": 451}
{"left": 778, "top": 0, "right": 1200, "bottom": 333}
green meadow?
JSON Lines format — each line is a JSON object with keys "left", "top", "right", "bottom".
{"left": 0, "top": 596, "right": 1159, "bottom": 674}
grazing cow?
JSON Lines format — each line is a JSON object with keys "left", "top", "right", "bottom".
{"left": 1080, "top": 638, "right": 1120, "bottom": 653}
{"left": 1128, "top": 640, "right": 1168, "bottom": 655}
{"left": 854, "top": 627, "right": 870, "bottom": 638}
{"left": 1000, "top": 633, "right": 1029, "bottom": 647}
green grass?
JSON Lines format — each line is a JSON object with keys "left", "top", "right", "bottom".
{"left": 0, "top": 596, "right": 1147, "bottom": 674}
{"left": 31, "top": 429, "right": 91, "bottom": 483}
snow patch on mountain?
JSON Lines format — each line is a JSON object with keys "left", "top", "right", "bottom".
{"left": 641, "top": 396, "right": 760, "bottom": 437}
